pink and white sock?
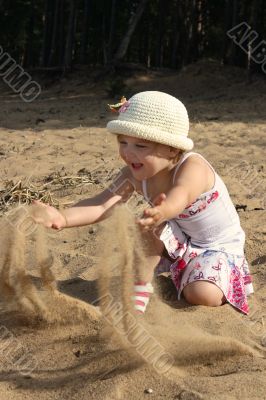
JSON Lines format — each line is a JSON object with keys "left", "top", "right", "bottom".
{"left": 133, "top": 282, "right": 154, "bottom": 313}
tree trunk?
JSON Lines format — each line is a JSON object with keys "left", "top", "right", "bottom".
{"left": 171, "top": 1, "right": 181, "bottom": 68}
{"left": 176, "top": 1, "right": 189, "bottom": 69}
{"left": 155, "top": 0, "right": 165, "bottom": 67}
{"left": 248, "top": 0, "right": 262, "bottom": 80}
{"left": 80, "top": 0, "right": 90, "bottom": 64}
{"left": 112, "top": 0, "right": 148, "bottom": 64}
{"left": 40, "top": 0, "right": 53, "bottom": 67}
{"left": 190, "top": 0, "right": 201, "bottom": 61}
{"left": 222, "top": 0, "right": 232, "bottom": 64}
{"left": 64, "top": 0, "right": 76, "bottom": 69}
{"left": 102, "top": 12, "right": 108, "bottom": 65}
{"left": 23, "top": 0, "right": 34, "bottom": 67}
{"left": 107, "top": 0, "right": 117, "bottom": 63}
{"left": 58, "top": 0, "right": 65, "bottom": 65}
{"left": 185, "top": 0, "right": 198, "bottom": 64}
{"left": 48, "top": 0, "right": 60, "bottom": 66}
{"left": 145, "top": 16, "right": 151, "bottom": 68}
{"left": 197, "top": 0, "right": 204, "bottom": 57}
{"left": 228, "top": 0, "right": 238, "bottom": 65}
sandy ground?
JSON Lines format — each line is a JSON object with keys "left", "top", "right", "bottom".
{"left": 0, "top": 60, "right": 265, "bottom": 399}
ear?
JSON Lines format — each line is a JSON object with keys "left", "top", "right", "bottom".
{"left": 169, "top": 146, "right": 181, "bottom": 159}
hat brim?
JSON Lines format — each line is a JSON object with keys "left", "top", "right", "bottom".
{"left": 107, "top": 120, "right": 194, "bottom": 151}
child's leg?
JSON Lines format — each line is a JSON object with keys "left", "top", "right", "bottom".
{"left": 176, "top": 251, "right": 231, "bottom": 308}
{"left": 139, "top": 230, "right": 165, "bottom": 282}
{"left": 133, "top": 229, "right": 165, "bottom": 313}
{"left": 183, "top": 281, "right": 226, "bottom": 307}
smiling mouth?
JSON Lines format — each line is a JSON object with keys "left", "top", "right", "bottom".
{"left": 131, "top": 163, "right": 143, "bottom": 170}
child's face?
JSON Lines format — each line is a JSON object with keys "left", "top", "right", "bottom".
{"left": 117, "top": 134, "right": 178, "bottom": 181}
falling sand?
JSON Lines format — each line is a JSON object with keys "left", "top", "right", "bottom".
{"left": 0, "top": 205, "right": 100, "bottom": 324}
{"left": 0, "top": 204, "right": 264, "bottom": 380}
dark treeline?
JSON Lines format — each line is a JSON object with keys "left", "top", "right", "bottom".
{"left": 0, "top": 0, "right": 265, "bottom": 74}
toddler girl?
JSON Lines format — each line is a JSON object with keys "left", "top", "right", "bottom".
{"left": 35, "top": 91, "right": 253, "bottom": 315}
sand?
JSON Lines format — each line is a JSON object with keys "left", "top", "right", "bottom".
{"left": 0, "top": 60, "right": 265, "bottom": 399}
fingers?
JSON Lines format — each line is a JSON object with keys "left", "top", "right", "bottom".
{"left": 51, "top": 223, "right": 62, "bottom": 230}
{"left": 29, "top": 202, "right": 64, "bottom": 230}
{"left": 153, "top": 192, "right": 166, "bottom": 207}
{"left": 138, "top": 193, "right": 167, "bottom": 231}
{"left": 137, "top": 207, "right": 164, "bottom": 231}
{"left": 143, "top": 208, "right": 162, "bottom": 221}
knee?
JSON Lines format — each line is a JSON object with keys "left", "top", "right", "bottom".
{"left": 183, "top": 281, "right": 225, "bottom": 307}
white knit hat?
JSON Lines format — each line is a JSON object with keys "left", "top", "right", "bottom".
{"left": 106, "top": 91, "right": 193, "bottom": 151}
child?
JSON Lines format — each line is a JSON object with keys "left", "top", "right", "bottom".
{"left": 34, "top": 91, "right": 253, "bottom": 315}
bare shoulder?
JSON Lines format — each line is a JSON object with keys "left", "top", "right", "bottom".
{"left": 176, "top": 153, "right": 210, "bottom": 175}
{"left": 174, "top": 154, "right": 214, "bottom": 193}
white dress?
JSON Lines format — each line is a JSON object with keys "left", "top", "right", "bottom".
{"left": 142, "top": 152, "right": 253, "bottom": 314}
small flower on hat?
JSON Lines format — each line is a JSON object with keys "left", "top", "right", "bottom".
{"left": 108, "top": 96, "right": 130, "bottom": 113}
{"left": 119, "top": 99, "right": 130, "bottom": 113}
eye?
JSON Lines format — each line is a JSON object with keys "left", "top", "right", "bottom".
{"left": 136, "top": 144, "right": 147, "bottom": 148}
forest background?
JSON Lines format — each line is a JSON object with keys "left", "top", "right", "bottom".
{"left": 1, "top": 0, "right": 265, "bottom": 78}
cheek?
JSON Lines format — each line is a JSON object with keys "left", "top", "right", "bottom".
{"left": 143, "top": 156, "right": 160, "bottom": 172}
{"left": 119, "top": 147, "right": 126, "bottom": 160}
{"left": 145, "top": 155, "right": 169, "bottom": 171}
{"left": 145, "top": 154, "right": 160, "bottom": 165}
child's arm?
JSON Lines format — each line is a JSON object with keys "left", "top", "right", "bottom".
{"left": 33, "top": 167, "right": 135, "bottom": 229}
{"left": 138, "top": 155, "right": 212, "bottom": 229}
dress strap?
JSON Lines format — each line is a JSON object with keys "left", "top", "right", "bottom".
{"left": 172, "top": 152, "right": 216, "bottom": 184}
{"left": 142, "top": 179, "right": 150, "bottom": 203}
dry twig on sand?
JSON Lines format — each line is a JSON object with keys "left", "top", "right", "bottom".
{"left": 0, "top": 173, "right": 96, "bottom": 215}
{"left": 0, "top": 180, "right": 57, "bottom": 214}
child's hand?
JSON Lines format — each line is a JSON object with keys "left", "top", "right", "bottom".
{"left": 138, "top": 193, "right": 167, "bottom": 231}
{"left": 30, "top": 200, "right": 67, "bottom": 230}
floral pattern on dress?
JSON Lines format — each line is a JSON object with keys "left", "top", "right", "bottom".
{"left": 169, "top": 249, "right": 252, "bottom": 314}
{"left": 157, "top": 221, "right": 253, "bottom": 315}
{"left": 178, "top": 190, "right": 219, "bottom": 219}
